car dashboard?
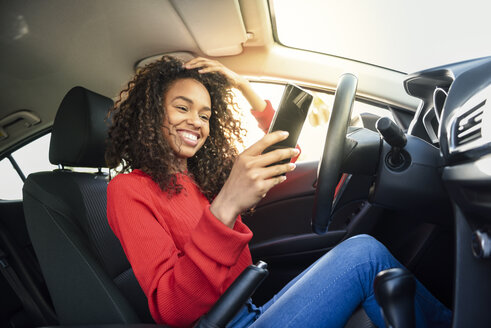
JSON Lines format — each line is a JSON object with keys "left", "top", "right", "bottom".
{"left": 403, "top": 56, "right": 491, "bottom": 327}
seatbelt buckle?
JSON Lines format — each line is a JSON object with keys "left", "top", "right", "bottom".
{"left": 0, "top": 247, "right": 9, "bottom": 269}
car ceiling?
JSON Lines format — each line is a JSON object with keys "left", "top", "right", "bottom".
{"left": 2, "top": 0, "right": 251, "bottom": 150}
{"left": 0, "top": 0, "right": 419, "bottom": 154}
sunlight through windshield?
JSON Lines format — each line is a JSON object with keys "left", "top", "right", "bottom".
{"left": 271, "top": 0, "right": 491, "bottom": 73}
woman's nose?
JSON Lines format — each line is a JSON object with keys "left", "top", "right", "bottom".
{"left": 186, "top": 112, "right": 202, "bottom": 127}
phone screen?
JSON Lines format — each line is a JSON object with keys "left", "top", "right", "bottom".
{"left": 263, "top": 84, "right": 312, "bottom": 164}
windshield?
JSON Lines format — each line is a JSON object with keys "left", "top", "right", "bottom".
{"left": 271, "top": 0, "right": 491, "bottom": 73}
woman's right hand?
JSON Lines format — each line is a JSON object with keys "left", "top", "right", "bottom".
{"left": 210, "top": 131, "right": 299, "bottom": 228}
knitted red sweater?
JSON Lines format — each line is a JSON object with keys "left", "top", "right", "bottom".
{"left": 107, "top": 171, "right": 253, "bottom": 327}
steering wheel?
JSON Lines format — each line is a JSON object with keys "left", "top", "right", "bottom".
{"left": 312, "top": 73, "right": 358, "bottom": 234}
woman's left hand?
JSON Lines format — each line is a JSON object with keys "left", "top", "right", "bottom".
{"left": 184, "top": 57, "right": 248, "bottom": 89}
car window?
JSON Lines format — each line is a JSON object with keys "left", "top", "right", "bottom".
{"left": 0, "top": 157, "right": 24, "bottom": 200}
{"left": 0, "top": 134, "right": 56, "bottom": 200}
{"left": 235, "top": 81, "right": 394, "bottom": 162}
{"left": 11, "top": 134, "right": 56, "bottom": 177}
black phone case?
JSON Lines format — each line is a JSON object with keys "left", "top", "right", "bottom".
{"left": 263, "top": 84, "right": 312, "bottom": 164}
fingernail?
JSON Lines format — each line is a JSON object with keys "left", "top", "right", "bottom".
{"left": 293, "top": 148, "right": 300, "bottom": 155}
{"left": 280, "top": 131, "right": 289, "bottom": 137}
{"left": 289, "top": 163, "right": 296, "bottom": 170}
{"left": 281, "top": 176, "right": 287, "bottom": 182}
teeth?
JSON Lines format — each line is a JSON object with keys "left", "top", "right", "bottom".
{"left": 181, "top": 131, "right": 198, "bottom": 141}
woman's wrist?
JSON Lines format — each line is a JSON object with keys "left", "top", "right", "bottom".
{"left": 210, "top": 196, "right": 238, "bottom": 229}
{"left": 234, "top": 76, "right": 250, "bottom": 92}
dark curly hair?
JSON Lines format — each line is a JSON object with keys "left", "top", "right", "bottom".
{"left": 105, "top": 55, "right": 244, "bottom": 201}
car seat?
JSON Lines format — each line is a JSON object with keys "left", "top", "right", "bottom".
{"left": 22, "top": 86, "right": 155, "bottom": 325}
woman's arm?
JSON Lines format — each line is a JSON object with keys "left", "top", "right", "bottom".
{"left": 185, "top": 57, "right": 267, "bottom": 112}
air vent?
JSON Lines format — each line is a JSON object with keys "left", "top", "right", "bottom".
{"left": 455, "top": 100, "right": 485, "bottom": 146}
{"left": 448, "top": 83, "right": 491, "bottom": 155}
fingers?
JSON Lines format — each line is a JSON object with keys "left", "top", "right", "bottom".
{"left": 255, "top": 147, "right": 299, "bottom": 168}
{"left": 260, "top": 162, "right": 296, "bottom": 180}
{"left": 262, "top": 174, "right": 288, "bottom": 191}
{"left": 244, "top": 130, "right": 290, "bottom": 155}
{"left": 194, "top": 66, "right": 221, "bottom": 74}
{"left": 234, "top": 148, "right": 296, "bottom": 197}
{"left": 184, "top": 57, "right": 221, "bottom": 72}
{"left": 184, "top": 57, "right": 245, "bottom": 89}
{"left": 184, "top": 57, "right": 208, "bottom": 67}
{"left": 243, "top": 169, "right": 289, "bottom": 200}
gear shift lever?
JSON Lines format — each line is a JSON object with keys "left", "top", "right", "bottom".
{"left": 376, "top": 117, "right": 408, "bottom": 170}
{"left": 373, "top": 268, "right": 416, "bottom": 328}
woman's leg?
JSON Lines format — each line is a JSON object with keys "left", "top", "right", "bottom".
{"left": 250, "top": 234, "right": 451, "bottom": 328}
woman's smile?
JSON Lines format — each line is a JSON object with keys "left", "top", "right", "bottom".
{"left": 177, "top": 129, "right": 200, "bottom": 146}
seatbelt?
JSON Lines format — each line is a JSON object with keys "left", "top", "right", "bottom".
{"left": 0, "top": 247, "right": 48, "bottom": 326}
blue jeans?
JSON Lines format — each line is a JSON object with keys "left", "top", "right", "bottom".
{"left": 227, "top": 234, "right": 452, "bottom": 328}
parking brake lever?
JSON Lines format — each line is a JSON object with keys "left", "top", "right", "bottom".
{"left": 376, "top": 117, "right": 408, "bottom": 170}
{"left": 197, "top": 261, "right": 269, "bottom": 328}
{"left": 374, "top": 268, "right": 416, "bottom": 328}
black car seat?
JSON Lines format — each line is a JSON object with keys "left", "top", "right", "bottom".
{"left": 22, "top": 86, "right": 155, "bottom": 325}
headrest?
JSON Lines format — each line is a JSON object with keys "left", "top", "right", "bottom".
{"left": 49, "top": 86, "right": 113, "bottom": 168}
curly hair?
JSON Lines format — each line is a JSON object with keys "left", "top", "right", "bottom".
{"left": 105, "top": 56, "right": 244, "bottom": 201}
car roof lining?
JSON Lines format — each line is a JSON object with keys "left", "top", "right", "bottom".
{"left": 0, "top": 0, "right": 419, "bottom": 154}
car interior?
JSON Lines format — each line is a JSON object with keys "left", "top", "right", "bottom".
{"left": 1, "top": 0, "right": 491, "bottom": 327}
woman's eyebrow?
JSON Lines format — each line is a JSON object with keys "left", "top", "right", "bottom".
{"left": 173, "top": 95, "right": 211, "bottom": 112}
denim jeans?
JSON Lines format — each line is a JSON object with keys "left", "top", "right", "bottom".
{"left": 227, "top": 234, "right": 452, "bottom": 328}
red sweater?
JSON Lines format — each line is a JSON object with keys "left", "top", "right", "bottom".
{"left": 107, "top": 101, "right": 296, "bottom": 327}
{"left": 107, "top": 171, "right": 253, "bottom": 327}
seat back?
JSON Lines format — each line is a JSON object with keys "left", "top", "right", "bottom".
{"left": 22, "top": 87, "right": 153, "bottom": 325}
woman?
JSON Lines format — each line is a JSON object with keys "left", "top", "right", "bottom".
{"left": 106, "top": 56, "right": 451, "bottom": 327}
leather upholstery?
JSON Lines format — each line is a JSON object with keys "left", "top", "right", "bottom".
{"left": 23, "top": 87, "right": 155, "bottom": 325}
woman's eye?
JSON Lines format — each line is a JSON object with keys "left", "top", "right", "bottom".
{"left": 200, "top": 115, "right": 210, "bottom": 121}
{"left": 176, "top": 106, "right": 188, "bottom": 112}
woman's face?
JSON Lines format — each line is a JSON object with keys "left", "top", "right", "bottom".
{"left": 162, "top": 78, "right": 212, "bottom": 161}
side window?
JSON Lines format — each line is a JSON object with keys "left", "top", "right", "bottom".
{"left": 0, "top": 158, "right": 24, "bottom": 200}
{"left": 234, "top": 81, "right": 394, "bottom": 162}
{"left": 0, "top": 133, "right": 56, "bottom": 200}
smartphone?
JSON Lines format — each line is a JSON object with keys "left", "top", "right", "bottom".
{"left": 263, "top": 83, "right": 312, "bottom": 164}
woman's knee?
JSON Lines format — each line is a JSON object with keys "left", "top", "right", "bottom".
{"left": 336, "top": 234, "right": 393, "bottom": 263}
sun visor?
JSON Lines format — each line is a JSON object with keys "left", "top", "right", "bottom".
{"left": 171, "top": 0, "right": 247, "bottom": 56}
